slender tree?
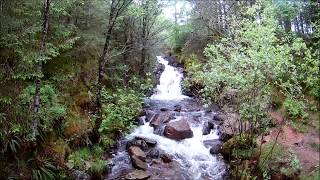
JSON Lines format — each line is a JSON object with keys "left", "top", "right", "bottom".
{"left": 94, "top": 0, "right": 133, "bottom": 142}
{"left": 31, "top": 0, "right": 51, "bottom": 139}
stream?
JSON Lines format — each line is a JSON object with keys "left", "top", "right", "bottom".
{"left": 106, "top": 56, "right": 228, "bottom": 180}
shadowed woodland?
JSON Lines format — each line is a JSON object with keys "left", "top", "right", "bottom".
{"left": 0, "top": 0, "right": 319, "bottom": 179}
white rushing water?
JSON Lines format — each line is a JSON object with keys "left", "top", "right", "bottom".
{"left": 150, "top": 56, "right": 188, "bottom": 100}
{"left": 128, "top": 118, "right": 226, "bottom": 179}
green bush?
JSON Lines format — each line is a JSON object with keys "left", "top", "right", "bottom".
{"left": 99, "top": 88, "right": 142, "bottom": 146}
{"left": 283, "top": 97, "right": 308, "bottom": 119}
{"left": 67, "top": 146, "right": 107, "bottom": 174}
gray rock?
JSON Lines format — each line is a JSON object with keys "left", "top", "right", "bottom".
{"left": 149, "top": 113, "right": 170, "bottom": 129}
{"left": 125, "top": 170, "right": 150, "bottom": 180}
{"left": 128, "top": 146, "right": 146, "bottom": 161}
{"left": 147, "top": 148, "right": 160, "bottom": 159}
{"left": 131, "top": 155, "right": 147, "bottom": 170}
{"left": 71, "top": 170, "right": 90, "bottom": 180}
{"left": 127, "top": 139, "right": 149, "bottom": 151}
{"left": 135, "top": 136, "right": 157, "bottom": 147}
{"left": 209, "top": 142, "right": 223, "bottom": 154}
{"left": 164, "top": 120, "right": 193, "bottom": 140}
{"left": 203, "top": 139, "right": 223, "bottom": 149}
{"left": 160, "top": 153, "right": 173, "bottom": 163}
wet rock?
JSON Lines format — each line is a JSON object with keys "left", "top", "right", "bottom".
{"left": 153, "top": 126, "right": 165, "bottom": 136}
{"left": 127, "top": 140, "right": 149, "bottom": 151}
{"left": 128, "top": 146, "right": 146, "bottom": 161}
{"left": 203, "top": 139, "right": 223, "bottom": 149}
{"left": 145, "top": 110, "right": 157, "bottom": 122}
{"left": 219, "top": 133, "right": 232, "bottom": 142}
{"left": 71, "top": 170, "right": 90, "bottom": 180}
{"left": 135, "top": 137, "right": 157, "bottom": 147}
{"left": 160, "top": 107, "right": 169, "bottom": 111}
{"left": 202, "top": 121, "right": 215, "bottom": 135}
{"left": 125, "top": 170, "right": 150, "bottom": 180}
{"left": 149, "top": 113, "right": 171, "bottom": 129}
{"left": 151, "top": 159, "right": 162, "bottom": 165}
{"left": 164, "top": 120, "right": 193, "bottom": 140}
{"left": 174, "top": 105, "right": 182, "bottom": 112}
{"left": 209, "top": 145, "right": 222, "bottom": 154}
{"left": 147, "top": 148, "right": 160, "bottom": 159}
{"left": 137, "top": 116, "right": 146, "bottom": 125}
{"left": 131, "top": 155, "right": 147, "bottom": 170}
{"left": 160, "top": 153, "right": 173, "bottom": 163}
{"left": 213, "top": 113, "right": 226, "bottom": 121}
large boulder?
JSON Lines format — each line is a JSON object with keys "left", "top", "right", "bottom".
{"left": 164, "top": 120, "right": 193, "bottom": 140}
{"left": 125, "top": 170, "right": 150, "bottom": 180}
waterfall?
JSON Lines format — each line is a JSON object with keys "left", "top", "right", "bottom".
{"left": 150, "top": 56, "right": 188, "bottom": 100}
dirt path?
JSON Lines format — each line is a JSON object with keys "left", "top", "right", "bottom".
{"left": 263, "top": 111, "right": 320, "bottom": 175}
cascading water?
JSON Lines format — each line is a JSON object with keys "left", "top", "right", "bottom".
{"left": 107, "top": 56, "right": 227, "bottom": 180}
{"left": 150, "top": 56, "right": 188, "bottom": 100}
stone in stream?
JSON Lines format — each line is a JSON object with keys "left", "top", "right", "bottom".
{"left": 147, "top": 148, "right": 160, "bottom": 159}
{"left": 125, "top": 170, "right": 150, "bottom": 180}
{"left": 160, "top": 153, "right": 173, "bottom": 163}
{"left": 202, "top": 121, "right": 215, "bottom": 135}
{"left": 131, "top": 155, "right": 147, "bottom": 170}
{"left": 149, "top": 113, "right": 171, "bottom": 129}
{"left": 127, "top": 139, "right": 149, "bottom": 151}
{"left": 128, "top": 146, "right": 146, "bottom": 161}
{"left": 203, "top": 139, "right": 223, "bottom": 149}
{"left": 134, "top": 136, "right": 157, "bottom": 147}
{"left": 173, "top": 105, "right": 182, "bottom": 112}
{"left": 145, "top": 110, "right": 157, "bottom": 122}
{"left": 213, "top": 113, "right": 226, "bottom": 122}
{"left": 163, "top": 120, "right": 193, "bottom": 140}
{"left": 210, "top": 146, "right": 221, "bottom": 154}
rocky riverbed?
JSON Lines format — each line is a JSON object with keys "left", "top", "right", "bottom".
{"left": 105, "top": 56, "right": 230, "bottom": 180}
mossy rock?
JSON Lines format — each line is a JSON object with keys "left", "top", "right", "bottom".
{"left": 221, "top": 134, "right": 255, "bottom": 159}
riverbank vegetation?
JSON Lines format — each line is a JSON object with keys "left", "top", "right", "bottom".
{"left": 171, "top": 0, "right": 319, "bottom": 179}
{"left": 0, "top": 0, "right": 319, "bottom": 179}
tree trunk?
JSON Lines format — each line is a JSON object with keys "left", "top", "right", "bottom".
{"left": 32, "top": 0, "right": 50, "bottom": 139}
{"left": 140, "top": 7, "right": 147, "bottom": 76}
{"left": 94, "top": 0, "right": 129, "bottom": 143}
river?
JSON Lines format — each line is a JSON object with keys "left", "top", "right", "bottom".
{"left": 106, "top": 56, "right": 228, "bottom": 180}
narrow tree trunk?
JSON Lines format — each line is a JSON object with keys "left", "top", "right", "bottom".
{"left": 94, "top": 0, "right": 119, "bottom": 143}
{"left": 140, "top": 11, "right": 147, "bottom": 76}
{"left": 32, "top": 0, "right": 50, "bottom": 139}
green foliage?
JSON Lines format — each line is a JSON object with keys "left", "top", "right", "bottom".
{"left": 184, "top": 0, "right": 318, "bottom": 132}
{"left": 67, "top": 146, "right": 107, "bottom": 174}
{"left": 99, "top": 88, "right": 142, "bottom": 146}
{"left": 28, "top": 158, "right": 57, "bottom": 180}
{"left": 20, "top": 84, "right": 66, "bottom": 135}
{"left": 283, "top": 97, "right": 308, "bottom": 119}
{"left": 259, "top": 142, "right": 301, "bottom": 178}
{"left": 168, "top": 23, "right": 193, "bottom": 52}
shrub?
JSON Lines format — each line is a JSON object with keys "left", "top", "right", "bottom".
{"left": 99, "top": 88, "right": 142, "bottom": 147}
{"left": 67, "top": 146, "right": 107, "bottom": 174}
